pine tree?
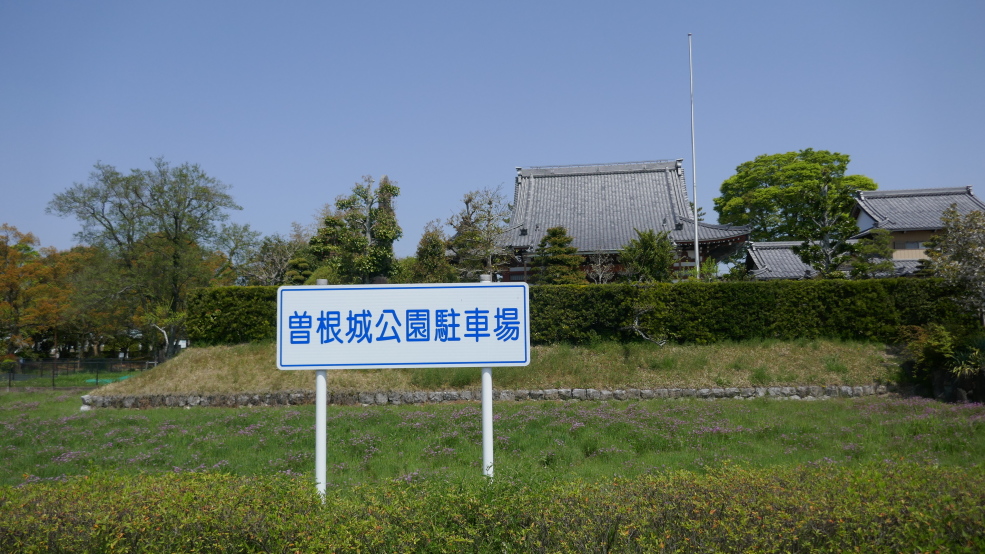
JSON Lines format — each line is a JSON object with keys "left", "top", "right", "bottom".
{"left": 531, "top": 227, "right": 584, "bottom": 284}
{"left": 411, "top": 221, "right": 457, "bottom": 283}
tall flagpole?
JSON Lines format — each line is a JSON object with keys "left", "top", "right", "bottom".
{"left": 688, "top": 33, "right": 699, "bottom": 278}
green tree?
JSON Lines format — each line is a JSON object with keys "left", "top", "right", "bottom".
{"left": 849, "top": 229, "right": 895, "bottom": 279}
{"left": 447, "top": 187, "right": 510, "bottom": 281}
{"left": 411, "top": 221, "right": 458, "bottom": 283}
{"left": 927, "top": 206, "right": 985, "bottom": 326}
{"left": 714, "top": 149, "right": 877, "bottom": 276}
{"left": 309, "top": 175, "right": 402, "bottom": 284}
{"left": 530, "top": 227, "right": 584, "bottom": 284}
{"left": 620, "top": 229, "right": 676, "bottom": 283}
{"left": 47, "top": 158, "right": 247, "bottom": 358}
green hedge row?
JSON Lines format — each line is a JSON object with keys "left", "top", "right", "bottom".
{"left": 187, "top": 279, "right": 975, "bottom": 346}
{"left": 2, "top": 465, "right": 983, "bottom": 552}
{"left": 187, "top": 286, "right": 278, "bottom": 345}
{"left": 531, "top": 279, "right": 975, "bottom": 344}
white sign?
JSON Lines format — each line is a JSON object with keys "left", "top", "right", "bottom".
{"left": 276, "top": 283, "right": 530, "bottom": 370}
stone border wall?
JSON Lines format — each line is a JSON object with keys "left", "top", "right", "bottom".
{"left": 81, "top": 384, "right": 897, "bottom": 409}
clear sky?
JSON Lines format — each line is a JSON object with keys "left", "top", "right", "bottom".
{"left": 2, "top": 1, "right": 983, "bottom": 257}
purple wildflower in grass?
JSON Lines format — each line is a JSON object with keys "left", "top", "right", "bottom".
{"left": 127, "top": 452, "right": 153, "bottom": 464}
{"left": 51, "top": 450, "right": 88, "bottom": 463}
{"left": 236, "top": 423, "right": 264, "bottom": 436}
{"left": 422, "top": 445, "right": 456, "bottom": 458}
{"left": 397, "top": 470, "right": 422, "bottom": 483}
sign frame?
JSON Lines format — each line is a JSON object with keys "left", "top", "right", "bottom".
{"left": 276, "top": 282, "right": 530, "bottom": 371}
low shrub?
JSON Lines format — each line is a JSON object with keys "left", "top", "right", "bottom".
{"left": 2, "top": 464, "right": 983, "bottom": 552}
{"left": 0, "top": 358, "right": 17, "bottom": 374}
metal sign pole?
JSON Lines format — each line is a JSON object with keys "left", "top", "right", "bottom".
{"left": 314, "top": 278, "right": 329, "bottom": 498}
{"left": 316, "top": 369, "right": 327, "bottom": 497}
{"left": 479, "top": 274, "right": 494, "bottom": 478}
{"left": 482, "top": 366, "right": 493, "bottom": 478}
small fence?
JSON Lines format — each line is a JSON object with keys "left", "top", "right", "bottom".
{"left": 3, "top": 359, "right": 158, "bottom": 389}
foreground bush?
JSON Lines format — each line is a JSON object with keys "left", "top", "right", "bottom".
{"left": 2, "top": 463, "right": 983, "bottom": 552}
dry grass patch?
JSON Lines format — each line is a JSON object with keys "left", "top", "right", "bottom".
{"left": 98, "top": 342, "right": 427, "bottom": 395}
{"left": 97, "top": 339, "right": 898, "bottom": 396}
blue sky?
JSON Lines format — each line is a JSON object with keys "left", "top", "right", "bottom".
{"left": 2, "top": 1, "right": 983, "bottom": 257}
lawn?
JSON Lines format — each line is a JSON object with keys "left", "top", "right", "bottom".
{"left": 2, "top": 390, "right": 982, "bottom": 488}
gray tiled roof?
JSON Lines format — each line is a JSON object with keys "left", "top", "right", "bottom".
{"left": 891, "top": 259, "right": 923, "bottom": 277}
{"left": 746, "top": 241, "right": 817, "bottom": 280}
{"left": 502, "top": 161, "right": 750, "bottom": 252}
{"left": 853, "top": 186, "right": 985, "bottom": 234}
{"left": 746, "top": 241, "right": 921, "bottom": 279}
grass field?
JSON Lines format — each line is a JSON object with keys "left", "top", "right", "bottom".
{"left": 2, "top": 389, "right": 982, "bottom": 488}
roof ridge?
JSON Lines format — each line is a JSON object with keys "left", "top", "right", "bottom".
{"left": 518, "top": 160, "right": 682, "bottom": 178}
{"left": 861, "top": 187, "right": 970, "bottom": 198}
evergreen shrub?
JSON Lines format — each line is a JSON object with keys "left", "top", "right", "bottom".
{"left": 186, "top": 279, "right": 975, "bottom": 346}
{"left": 187, "top": 286, "right": 278, "bottom": 345}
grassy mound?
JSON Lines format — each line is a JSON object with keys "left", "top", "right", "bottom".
{"left": 95, "top": 339, "right": 899, "bottom": 396}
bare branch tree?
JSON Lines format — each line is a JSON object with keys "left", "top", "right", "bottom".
{"left": 586, "top": 252, "right": 616, "bottom": 284}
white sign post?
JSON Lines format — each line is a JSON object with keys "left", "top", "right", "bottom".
{"left": 277, "top": 280, "right": 530, "bottom": 493}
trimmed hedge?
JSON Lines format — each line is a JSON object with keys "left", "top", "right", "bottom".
{"left": 187, "top": 286, "right": 278, "bottom": 345}
{"left": 187, "top": 279, "right": 976, "bottom": 346}
{"left": 2, "top": 465, "right": 984, "bottom": 552}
